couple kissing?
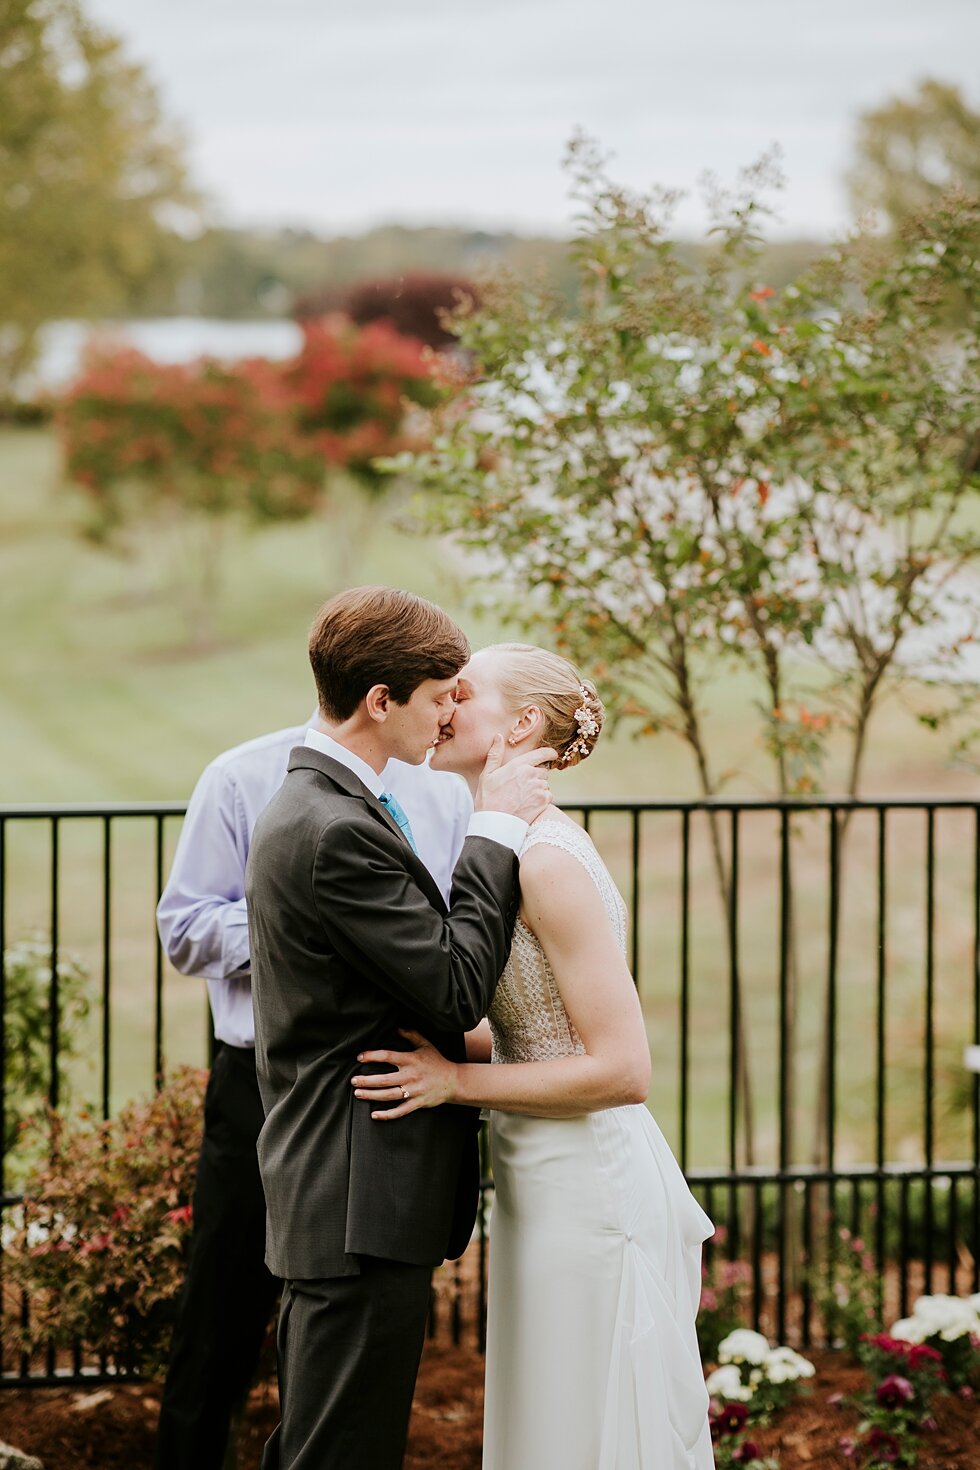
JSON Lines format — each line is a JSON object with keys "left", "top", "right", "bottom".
{"left": 246, "top": 585, "right": 714, "bottom": 1470}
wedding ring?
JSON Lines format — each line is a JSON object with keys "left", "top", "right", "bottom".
{"left": 402, "top": 1087, "right": 411, "bottom": 1099}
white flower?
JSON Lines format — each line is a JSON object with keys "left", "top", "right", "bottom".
{"left": 764, "top": 1346, "right": 815, "bottom": 1383}
{"left": 939, "top": 1305, "right": 980, "bottom": 1342}
{"left": 718, "top": 1329, "right": 771, "bottom": 1366}
{"left": 892, "top": 1294, "right": 980, "bottom": 1344}
{"left": 889, "top": 1316, "right": 927, "bottom": 1344}
{"left": 705, "top": 1364, "right": 752, "bottom": 1402}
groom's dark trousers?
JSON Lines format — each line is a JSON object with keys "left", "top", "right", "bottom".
{"left": 246, "top": 747, "right": 518, "bottom": 1470}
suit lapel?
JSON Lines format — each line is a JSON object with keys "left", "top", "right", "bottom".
{"left": 287, "top": 745, "right": 448, "bottom": 914}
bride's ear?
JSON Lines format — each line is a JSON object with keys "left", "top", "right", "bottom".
{"left": 507, "top": 706, "right": 543, "bottom": 748}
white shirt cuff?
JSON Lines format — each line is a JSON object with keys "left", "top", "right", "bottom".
{"left": 466, "top": 812, "right": 528, "bottom": 856}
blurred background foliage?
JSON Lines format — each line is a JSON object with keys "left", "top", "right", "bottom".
{"left": 0, "top": 0, "right": 977, "bottom": 810}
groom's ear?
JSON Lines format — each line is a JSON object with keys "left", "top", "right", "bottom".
{"left": 365, "top": 684, "right": 392, "bottom": 723}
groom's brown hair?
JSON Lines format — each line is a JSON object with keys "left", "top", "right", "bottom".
{"left": 309, "top": 586, "right": 470, "bottom": 722}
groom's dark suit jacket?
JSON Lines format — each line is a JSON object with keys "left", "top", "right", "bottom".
{"left": 245, "top": 745, "right": 518, "bottom": 1281}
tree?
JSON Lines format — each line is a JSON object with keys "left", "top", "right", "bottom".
{"left": 294, "top": 273, "right": 481, "bottom": 351}
{"left": 0, "top": 0, "right": 195, "bottom": 394}
{"left": 391, "top": 136, "right": 980, "bottom": 1179}
{"left": 848, "top": 79, "right": 980, "bottom": 227}
{"left": 281, "top": 314, "right": 448, "bottom": 585}
{"left": 58, "top": 316, "right": 448, "bottom": 642}
{"left": 60, "top": 345, "right": 325, "bottom": 645}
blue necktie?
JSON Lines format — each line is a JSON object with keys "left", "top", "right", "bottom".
{"left": 378, "top": 790, "right": 418, "bottom": 855}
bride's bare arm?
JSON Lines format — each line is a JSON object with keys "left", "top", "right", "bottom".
{"left": 352, "top": 843, "right": 651, "bottom": 1119}
{"left": 464, "top": 1019, "right": 493, "bottom": 1062}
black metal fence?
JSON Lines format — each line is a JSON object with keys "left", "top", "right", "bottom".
{"left": 1, "top": 797, "right": 979, "bottom": 1381}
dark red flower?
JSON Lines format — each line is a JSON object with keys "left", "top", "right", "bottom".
{"left": 866, "top": 1428, "right": 902, "bottom": 1462}
{"left": 710, "top": 1401, "right": 749, "bottom": 1438}
{"left": 861, "top": 1333, "right": 905, "bottom": 1354}
{"left": 876, "top": 1374, "right": 915, "bottom": 1408}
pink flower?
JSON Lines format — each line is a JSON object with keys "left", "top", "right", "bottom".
{"left": 79, "top": 1232, "right": 112, "bottom": 1256}
{"left": 719, "top": 1261, "right": 751, "bottom": 1287}
{"left": 700, "top": 1288, "right": 718, "bottom": 1312}
{"left": 164, "top": 1204, "right": 193, "bottom": 1227}
{"left": 733, "top": 1443, "right": 761, "bottom": 1464}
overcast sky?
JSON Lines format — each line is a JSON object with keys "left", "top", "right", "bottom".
{"left": 86, "top": 0, "right": 979, "bottom": 239}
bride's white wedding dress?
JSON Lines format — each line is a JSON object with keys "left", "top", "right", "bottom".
{"left": 482, "top": 820, "right": 715, "bottom": 1470}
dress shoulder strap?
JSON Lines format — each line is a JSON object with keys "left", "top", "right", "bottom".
{"left": 521, "top": 819, "right": 604, "bottom": 880}
{"left": 520, "top": 819, "right": 628, "bottom": 950}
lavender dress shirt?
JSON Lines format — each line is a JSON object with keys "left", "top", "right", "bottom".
{"left": 156, "top": 722, "right": 474, "bottom": 1047}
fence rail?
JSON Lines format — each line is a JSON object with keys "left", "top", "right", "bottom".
{"left": 2, "top": 796, "right": 979, "bottom": 1380}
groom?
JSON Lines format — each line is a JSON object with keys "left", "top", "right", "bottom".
{"left": 246, "top": 586, "right": 553, "bottom": 1469}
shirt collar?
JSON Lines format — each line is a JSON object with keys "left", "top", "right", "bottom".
{"left": 304, "top": 728, "right": 385, "bottom": 799}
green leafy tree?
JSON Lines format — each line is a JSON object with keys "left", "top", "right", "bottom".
{"left": 0, "top": 0, "right": 195, "bottom": 394}
{"left": 393, "top": 136, "right": 980, "bottom": 1175}
{"left": 848, "top": 79, "right": 980, "bottom": 227}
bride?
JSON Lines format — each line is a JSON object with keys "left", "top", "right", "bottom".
{"left": 351, "top": 643, "right": 714, "bottom": 1470}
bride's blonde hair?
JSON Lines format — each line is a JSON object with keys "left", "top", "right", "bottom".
{"left": 484, "top": 643, "right": 605, "bottom": 769}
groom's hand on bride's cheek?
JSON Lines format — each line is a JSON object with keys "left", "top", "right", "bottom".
{"left": 476, "top": 735, "right": 555, "bottom": 823}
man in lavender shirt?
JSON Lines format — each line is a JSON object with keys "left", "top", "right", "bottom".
{"left": 154, "top": 718, "right": 470, "bottom": 1469}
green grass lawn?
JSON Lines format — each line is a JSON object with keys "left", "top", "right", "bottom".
{"left": 1, "top": 427, "right": 977, "bottom": 1177}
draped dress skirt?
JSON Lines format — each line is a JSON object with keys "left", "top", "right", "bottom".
{"left": 481, "top": 821, "right": 714, "bottom": 1470}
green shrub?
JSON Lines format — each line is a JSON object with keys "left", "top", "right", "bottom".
{"left": 3, "top": 1067, "right": 205, "bottom": 1378}
{"left": 3, "top": 936, "right": 90, "bottom": 1176}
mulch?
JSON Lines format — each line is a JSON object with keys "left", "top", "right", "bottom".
{"left": 0, "top": 1344, "right": 975, "bottom": 1469}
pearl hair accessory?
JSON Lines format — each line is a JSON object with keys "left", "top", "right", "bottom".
{"left": 557, "top": 686, "right": 601, "bottom": 768}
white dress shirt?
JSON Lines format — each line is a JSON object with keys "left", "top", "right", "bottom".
{"left": 157, "top": 721, "right": 476, "bottom": 1047}
{"left": 302, "top": 727, "right": 528, "bottom": 856}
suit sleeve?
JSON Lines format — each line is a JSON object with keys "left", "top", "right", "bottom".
{"left": 310, "top": 817, "right": 517, "bottom": 1031}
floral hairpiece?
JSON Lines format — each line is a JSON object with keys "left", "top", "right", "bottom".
{"left": 559, "top": 686, "right": 600, "bottom": 767}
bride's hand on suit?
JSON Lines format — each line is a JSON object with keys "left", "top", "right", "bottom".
{"left": 352, "top": 1029, "right": 456, "bottom": 1119}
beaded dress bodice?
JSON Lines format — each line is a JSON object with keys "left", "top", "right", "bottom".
{"left": 487, "top": 820, "right": 629, "bottom": 1065}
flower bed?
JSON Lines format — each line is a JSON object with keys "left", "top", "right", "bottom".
{"left": 0, "top": 1342, "right": 976, "bottom": 1470}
